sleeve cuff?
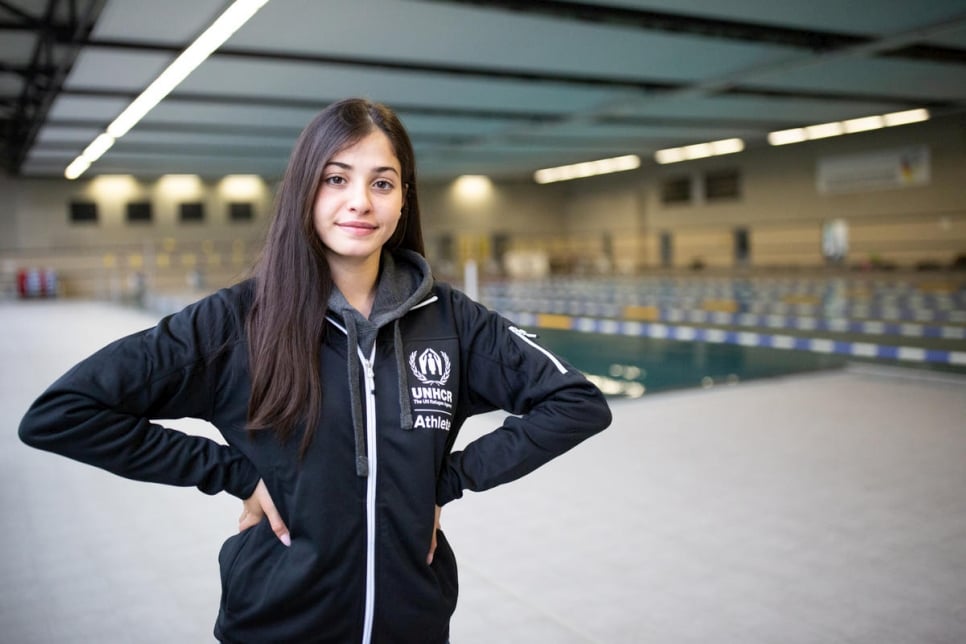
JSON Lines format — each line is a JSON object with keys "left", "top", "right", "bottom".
{"left": 224, "top": 453, "right": 260, "bottom": 499}
{"left": 436, "top": 452, "right": 465, "bottom": 506}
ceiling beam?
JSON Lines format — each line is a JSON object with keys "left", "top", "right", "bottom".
{"left": 82, "top": 38, "right": 682, "bottom": 92}
{"left": 416, "top": 0, "right": 966, "bottom": 65}
{"left": 3, "top": 0, "right": 106, "bottom": 174}
{"left": 59, "top": 79, "right": 947, "bottom": 114}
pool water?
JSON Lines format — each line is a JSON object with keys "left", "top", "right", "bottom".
{"left": 533, "top": 328, "right": 849, "bottom": 398}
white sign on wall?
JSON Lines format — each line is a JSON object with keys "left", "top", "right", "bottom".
{"left": 822, "top": 218, "right": 849, "bottom": 262}
{"left": 816, "top": 146, "right": 930, "bottom": 194}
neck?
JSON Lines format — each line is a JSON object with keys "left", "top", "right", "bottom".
{"left": 329, "top": 254, "right": 381, "bottom": 318}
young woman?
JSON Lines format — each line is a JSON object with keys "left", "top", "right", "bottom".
{"left": 19, "top": 98, "right": 612, "bottom": 643}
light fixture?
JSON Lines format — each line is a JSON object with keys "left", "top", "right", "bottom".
{"left": 452, "top": 175, "right": 493, "bottom": 201}
{"left": 710, "top": 138, "right": 745, "bottom": 155}
{"left": 64, "top": 133, "right": 116, "bottom": 178}
{"left": 90, "top": 174, "right": 139, "bottom": 200}
{"left": 64, "top": 0, "right": 271, "bottom": 179}
{"left": 82, "top": 133, "right": 116, "bottom": 160}
{"left": 654, "top": 138, "right": 745, "bottom": 165}
{"left": 804, "top": 122, "right": 844, "bottom": 139}
{"left": 534, "top": 154, "right": 640, "bottom": 184}
{"left": 767, "top": 128, "right": 807, "bottom": 146}
{"left": 767, "top": 108, "right": 929, "bottom": 147}
{"left": 219, "top": 174, "right": 264, "bottom": 200}
{"left": 158, "top": 174, "right": 204, "bottom": 199}
{"left": 882, "top": 108, "right": 930, "bottom": 127}
{"left": 654, "top": 148, "right": 686, "bottom": 164}
{"left": 841, "top": 115, "right": 884, "bottom": 133}
{"left": 681, "top": 143, "right": 713, "bottom": 160}
{"left": 64, "top": 158, "right": 91, "bottom": 180}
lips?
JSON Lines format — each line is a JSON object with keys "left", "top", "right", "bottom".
{"left": 338, "top": 221, "right": 377, "bottom": 234}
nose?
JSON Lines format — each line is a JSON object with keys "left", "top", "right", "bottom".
{"left": 347, "top": 182, "right": 372, "bottom": 214}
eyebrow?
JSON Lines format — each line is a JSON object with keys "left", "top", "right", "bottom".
{"left": 324, "top": 161, "right": 400, "bottom": 176}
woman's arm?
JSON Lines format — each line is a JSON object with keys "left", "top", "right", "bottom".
{"left": 436, "top": 293, "right": 612, "bottom": 506}
{"left": 18, "top": 289, "right": 260, "bottom": 500}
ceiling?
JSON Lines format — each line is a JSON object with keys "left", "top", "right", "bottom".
{"left": 3, "top": 0, "right": 966, "bottom": 182}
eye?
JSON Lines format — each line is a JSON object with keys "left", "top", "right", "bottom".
{"left": 372, "top": 179, "right": 395, "bottom": 191}
{"left": 323, "top": 175, "right": 346, "bottom": 186}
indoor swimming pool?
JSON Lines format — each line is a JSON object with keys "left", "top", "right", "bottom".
{"left": 527, "top": 327, "right": 848, "bottom": 398}
{"left": 487, "top": 274, "right": 966, "bottom": 397}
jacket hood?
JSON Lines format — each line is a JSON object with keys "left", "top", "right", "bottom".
{"left": 327, "top": 249, "right": 435, "bottom": 476}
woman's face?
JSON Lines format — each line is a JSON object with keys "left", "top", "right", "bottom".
{"left": 313, "top": 130, "right": 404, "bottom": 271}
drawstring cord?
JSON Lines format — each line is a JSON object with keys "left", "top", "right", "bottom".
{"left": 342, "top": 317, "right": 414, "bottom": 476}
{"left": 394, "top": 320, "right": 414, "bottom": 431}
{"left": 343, "top": 315, "right": 369, "bottom": 477}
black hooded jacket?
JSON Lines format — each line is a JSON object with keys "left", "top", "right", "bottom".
{"left": 19, "top": 250, "right": 612, "bottom": 643}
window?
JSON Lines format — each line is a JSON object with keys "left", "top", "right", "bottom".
{"left": 229, "top": 202, "right": 254, "bottom": 222}
{"left": 69, "top": 201, "right": 98, "bottom": 224}
{"left": 660, "top": 176, "right": 691, "bottom": 204}
{"left": 180, "top": 202, "right": 205, "bottom": 222}
{"left": 126, "top": 201, "right": 152, "bottom": 223}
{"left": 704, "top": 169, "right": 741, "bottom": 201}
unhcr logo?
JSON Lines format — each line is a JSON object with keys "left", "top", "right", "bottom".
{"left": 409, "top": 348, "right": 451, "bottom": 386}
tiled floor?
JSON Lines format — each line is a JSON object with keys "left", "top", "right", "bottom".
{"left": 2, "top": 300, "right": 965, "bottom": 643}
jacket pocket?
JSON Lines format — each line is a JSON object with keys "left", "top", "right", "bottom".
{"left": 429, "top": 529, "right": 459, "bottom": 617}
{"left": 218, "top": 525, "right": 254, "bottom": 593}
{"left": 218, "top": 519, "right": 288, "bottom": 619}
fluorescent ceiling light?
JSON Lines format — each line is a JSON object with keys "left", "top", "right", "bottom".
{"left": 107, "top": 0, "right": 269, "bottom": 138}
{"left": 710, "top": 138, "right": 745, "bottom": 155}
{"left": 654, "top": 148, "right": 686, "bottom": 164}
{"left": 804, "top": 121, "right": 844, "bottom": 139}
{"left": 841, "top": 115, "right": 884, "bottom": 133}
{"left": 767, "top": 128, "right": 807, "bottom": 146}
{"left": 654, "top": 138, "right": 746, "bottom": 164}
{"left": 64, "top": 0, "right": 270, "bottom": 179}
{"left": 534, "top": 154, "right": 640, "bottom": 184}
{"left": 767, "top": 108, "right": 929, "bottom": 147}
{"left": 81, "top": 133, "right": 116, "bottom": 162}
{"left": 682, "top": 143, "right": 713, "bottom": 160}
{"left": 882, "top": 108, "right": 930, "bottom": 127}
{"left": 64, "top": 158, "right": 91, "bottom": 180}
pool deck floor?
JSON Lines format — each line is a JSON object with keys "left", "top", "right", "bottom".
{"left": 2, "top": 300, "right": 965, "bottom": 643}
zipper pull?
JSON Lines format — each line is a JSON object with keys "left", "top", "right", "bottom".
{"left": 509, "top": 325, "right": 537, "bottom": 339}
{"left": 361, "top": 358, "right": 376, "bottom": 395}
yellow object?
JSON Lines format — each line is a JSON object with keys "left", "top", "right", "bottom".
{"left": 536, "top": 314, "right": 573, "bottom": 330}
{"left": 918, "top": 281, "right": 954, "bottom": 294}
{"left": 702, "top": 299, "right": 740, "bottom": 312}
{"left": 623, "top": 305, "right": 660, "bottom": 321}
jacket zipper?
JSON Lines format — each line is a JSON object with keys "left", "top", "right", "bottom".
{"left": 360, "top": 347, "right": 378, "bottom": 644}
{"left": 508, "top": 326, "right": 568, "bottom": 374}
{"left": 324, "top": 317, "right": 381, "bottom": 642}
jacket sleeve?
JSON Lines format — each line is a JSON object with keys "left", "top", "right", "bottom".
{"left": 18, "top": 291, "right": 259, "bottom": 499}
{"left": 436, "top": 292, "right": 612, "bottom": 506}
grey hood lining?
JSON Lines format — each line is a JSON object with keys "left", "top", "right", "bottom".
{"left": 325, "top": 250, "right": 435, "bottom": 477}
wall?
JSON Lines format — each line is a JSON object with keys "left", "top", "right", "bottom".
{"left": 422, "top": 113, "right": 965, "bottom": 274}
{"left": 2, "top": 113, "right": 964, "bottom": 298}
{"left": 419, "top": 177, "right": 566, "bottom": 278}
{"left": 0, "top": 174, "right": 273, "bottom": 297}
{"left": 644, "top": 114, "right": 966, "bottom": 270}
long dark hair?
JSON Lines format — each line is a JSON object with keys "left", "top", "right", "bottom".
{"left": 246, "top": 98, "right": 425, "bottom": 452}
